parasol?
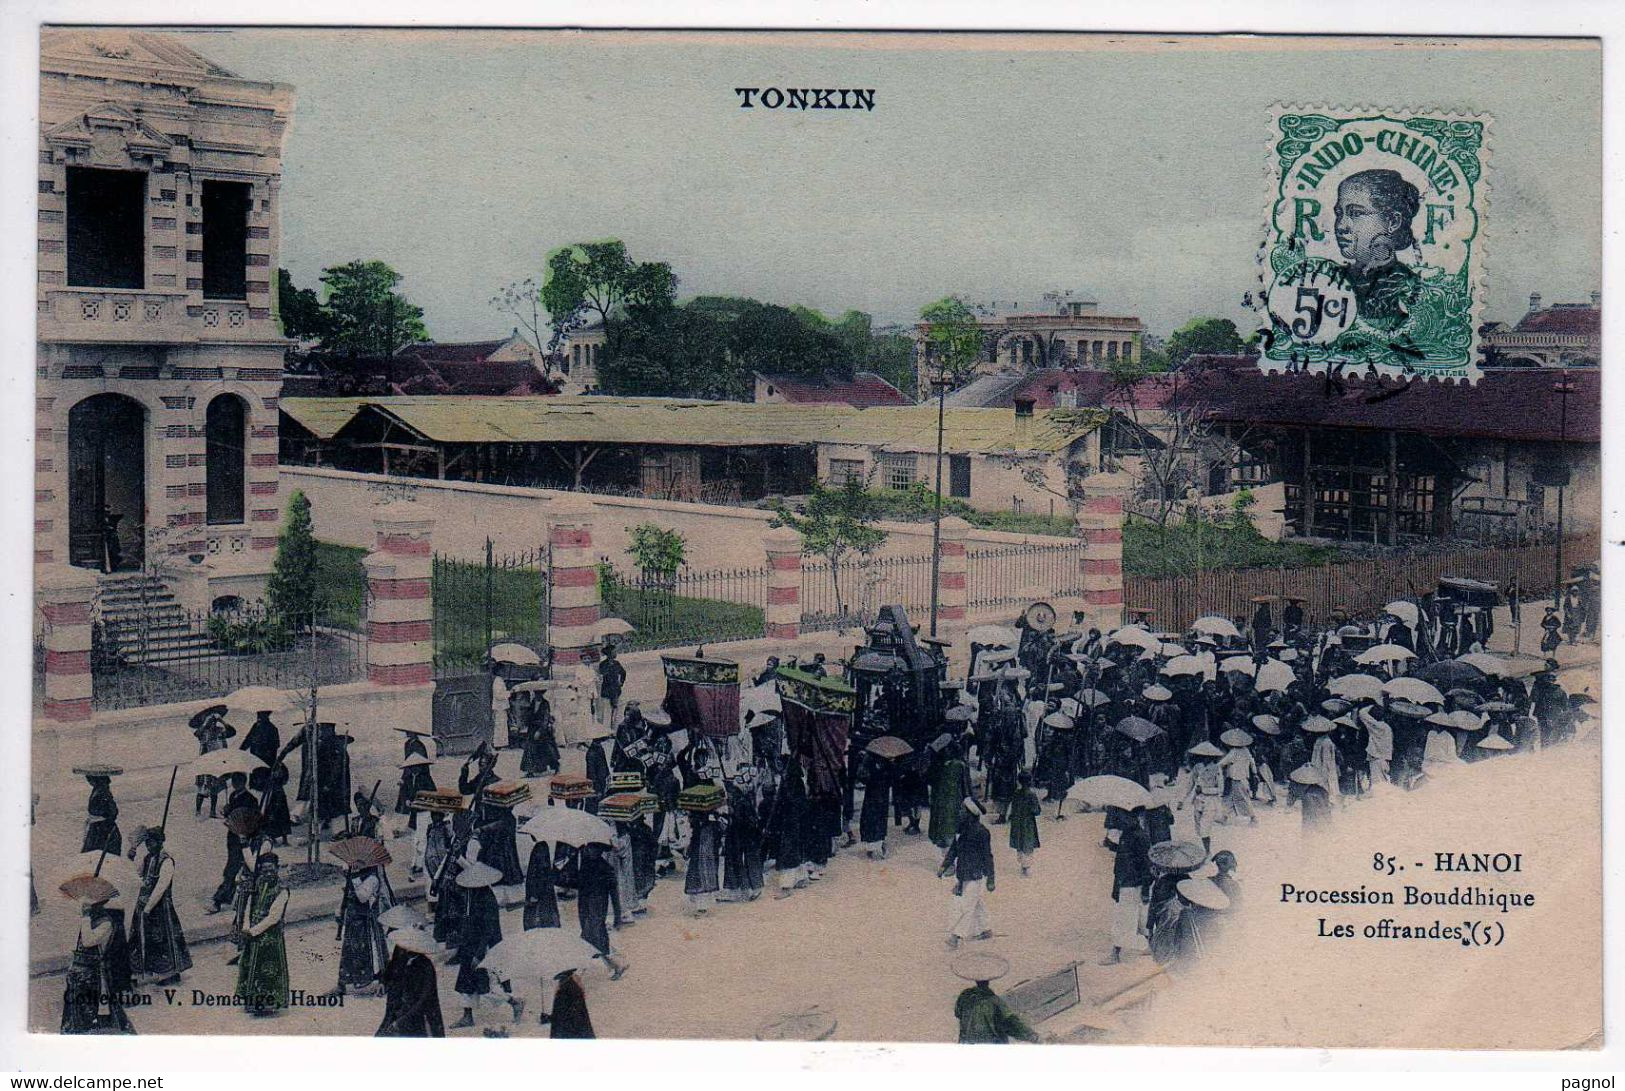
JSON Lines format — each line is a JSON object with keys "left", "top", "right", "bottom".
{"left": 512, "top": 679, "right": 571, "bottom": 694}
{"left": 741, "top": 684, "right": 783, "bottom": 719}
{"left": 1457, "top": 653, "right": 1545, "bottom": 679}
{"left": 1254, "top": 660, "right": 1296, "bottom": 693}
{"left": 1112, "top": 716, "right": 1165, "bottom": 744}
{"left": 1160, "top": 655, "right": 1206, "bottom": 678}
{"left": 1383, "top": 677, "right": 1446, "bottom": 706}
{"left": 1412, "top": 660, "right": 1488, "bottom": 688}
{"left": 1041, "top": 712, "right": 1077, "bottom": 731}
{"left": 1218, "top": 657, "right": 1257, "bottom": 677}
{"left": 864, "top": 735, "right": 913, "bottom": 760}
{"left": 1327, "top": 673, "right": 1385, "bottom": 701}
{"left": 1320, "top": 698, "right": 1352, "bottom": 717}
{"left": 1354, "top": 644, "right": 1416, "bottom": 665}
{"left": 1148, "top": 840, "right": 1208, "bottom": 871}
{"left": 489, "top": 642, "right": 541, "bottom": 666}
{"left": 1427, "top": 710, "right": 1485, "bottom": 732}
{"left": 1108, "top": 627, "right": 1162, "bottom": 652}
{"left": 593, "top": 618, "right": 635, "bottom": 640}
{"left": 50, "top": 852, "right": 140, "bottom": 901}
{"left": 59, "top": 875, "right": 118, "bottom": 906}
{"left": 1177, "top": 878, "right": 1231, "bottom": 911}
{"left": 521, "top": 807, "right": 614, "bottom": 847}
{"left": 328, "top": 835, "right": 392, "bottom": 870}
{"left": 1385, "top": 700, "right": 1435, "bottom": 720}
{"left": 1076, "top": 774, "right": 1152, "bottom": 810}
{"left": 967, "top": 624, "right": 1019, "bottom": 648}
{"left": 194, "top": 748, "right": 266, "bottom": 779}
{"left": 1382, "top": 600, "right": 1420, "bottom": 627}
{"left": 188, "top": 704, "right": 229, "bottom": 731}
{"left": 1190, "top": 615, "right": 1240, "bottom": 639}
{"left": 224, "top": 685, "right": 294, "bottom": 715}
{"left": 945, "top": 705, "right": 977, "bottom": 723}
{"left": 1078, "top": 689, "right": 1112, "bottom": 708}
{"left": 481, "top": 930, "right": 601, "bottom": 980}
{"left": 379, "top": 904, "right": 428, "bottom": 931}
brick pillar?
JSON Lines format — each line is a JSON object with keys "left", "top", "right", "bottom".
{"left": 763, "top": 526, "right": 803, "bottom": 640}
{"left": 547, "top": 496, "right": 600, "bottom": 668}
{"left": 1078, "top": 471, "right": 1132, "bottom": 630}
{"left": 39, "top": 564, "right": 98, "bottom": 723}
{"left": 364, "top": 504, "right": 434, "bottom": 687}
{"left": 937, "top": 516, "right": 971, "bottom": 631}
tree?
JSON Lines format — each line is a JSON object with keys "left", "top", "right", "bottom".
{"left": 1165, "top": 317, "right": 1247, "bottom": 368}
{"left": 317, "top": 260, "right": 428, "bottom": 357}
{"left": 772, "top": 479, "right": 888, "bottom": 621}
{"left": 266, "top": 491, "right": 318, "bottom": 633}
{"left": 490, "top": 276, "right": 549, "bottom": 360}
{"left": 277, "top": 268, "right": 332, "bottom": 344}
{"left": 541, "top": 240, "right": 677, "bottom": 359}
{"left": 919, "top": 296, "right": 985, "bottom": 390}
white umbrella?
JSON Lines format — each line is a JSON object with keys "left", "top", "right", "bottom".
{"left": 967, "top": 625, "right": 1019, "bottom": 648}
{"left": 194, "top": 748, "right": 266, "bottom": 778}
{"left": 224, "top": 685, "right": 294, "bottom": 715}
{"left": 741, "top": 684, "right": 782, "bottom": 719}
{"left": 1108, "top": 627, "right": 1162, "bottom": 652}
{"left": 1159, "top": 641, "right": 1187, "bottom": 658}
{"left": 521, "top": 807, "right": 613, "bottom": 847}
{"left": 1458, "top": 653, "right": 1545, "bottom": 679}
{"left": 1383, "top": 601, "right": 1420, "bottom": 627}
{"left": 594, "top": 618, "right": 635, "bottom": 639}
{"left": 512, "top": 678, "right": 572, "bottom": 694}
{"left": 480, "top": 930, "right": 601, "bottom": 981}
{"left": 1075, "top": 775, "right": 1152, "bottom": 811}
{"left": 1161, "top": 654, "right": 1206, "bottom": 678}
{"left": 1384, "top": 677, "right": 1446, "bottom": 706}
{"left": 1254, "top": 660, "right": 1296, "bottom": 693}
{"left": 1190, "top": 615, "right": 1241, "bottom": 639}
{"left": 1355, "top": 644, "right": 1416, "bottom": 665}
{"left": 489, "top": 642, "right": 541, "bottom": 666}
{"left": 1327, "top": 673, "right": 1385, "bottom": 702}
{"left": 1218, "top": 656, "right": 1257, "bottom": 677}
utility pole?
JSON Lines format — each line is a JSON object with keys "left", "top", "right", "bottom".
{"left": 1553, "top": 377, "right": 1573, "bottom": 606}
{"left": 928, "top": 372, "right": 948, "bottom": 637}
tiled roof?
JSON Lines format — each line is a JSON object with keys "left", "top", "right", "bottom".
{"left": 943, "top": 372, "right": 1029, "bottom": 408}
{"left": 757, "top": 371, "right": 912, "bottom": 407}
{"left": 397, "top": 338, "right": 518, "bottom": 365}
{"left": 1512, "top": 306, "right": 1601, "bottom": 336}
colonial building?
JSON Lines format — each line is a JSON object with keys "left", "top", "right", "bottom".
{"left": 554, "top": 320, "right": 606, "bottom": 394}
{"left": 37, "top": 30, "right": 293, "bottom": 610}
{"left": 913, "top": 291, "right": 1145, "bottom": 394}
{"left": 753, "top": 370, "right": 911, "bottom": 408}
{"left": 1482, "top": 291, "right": 1601, "bottom": 369}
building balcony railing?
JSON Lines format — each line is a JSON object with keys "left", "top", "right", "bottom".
{"left": 37, "top": 286, "right": 283, "bottom": 345}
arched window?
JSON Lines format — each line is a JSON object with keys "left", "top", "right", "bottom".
{"left": 205, "top": 394, "right": 247, "bottom": 525}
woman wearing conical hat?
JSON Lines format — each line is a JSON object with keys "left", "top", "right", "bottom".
{"left": 61, "top": 879, "right": 133, "bottom": 1035}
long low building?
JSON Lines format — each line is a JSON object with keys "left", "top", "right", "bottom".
{"left": 279, "top": 394, "right": 1132, "bottom": 511}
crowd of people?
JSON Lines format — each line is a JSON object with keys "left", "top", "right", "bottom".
{"left": 53, "top": 585, "right": 1595, "bottom": 1043}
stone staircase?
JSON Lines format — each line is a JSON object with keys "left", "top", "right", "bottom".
{"left": 95, "top": 573, "right": 213, "bottom": 665}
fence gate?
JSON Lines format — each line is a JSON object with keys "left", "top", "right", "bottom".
{"left": 431, "top": 539, "right": 550, "bottom": 755}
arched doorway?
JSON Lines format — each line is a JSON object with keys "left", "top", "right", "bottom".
{"left": 68, "top": 393, "right": 146, "bottom": 572}
{"left": 205, "top": 394, "right": 247, "bottom": 525}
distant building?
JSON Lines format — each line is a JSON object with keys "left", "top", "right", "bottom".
{"left": 753, "top": 371, "right": 911, "bottom": 408}
{"left": 1483, "top": 291, "right": 1600, "bottom": 369}
{"left": 282, "top": 333, "right": 554, "bottom": 397}
{"left": 913, "top": 291, "right": 1145, "bottom": 394}
{"left": 554, "top": 320, "right": 606, "bottom": 394}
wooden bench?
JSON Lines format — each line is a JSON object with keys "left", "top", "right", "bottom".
{"left": 1004, "top": 960, "right": 1165, "bottom": 1043}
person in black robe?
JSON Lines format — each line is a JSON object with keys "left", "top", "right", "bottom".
{"left": 351, "top": 791, "right": 382, "bottom": 838}
{"left": 279, "top": 722, "right": 353, "bottom": 834}
{"left": 448, "top": 862, "right": 520, "bottom": 1029}
{"left": 81, "top": 774, "right": 121, "bottom": 856}
{"left": 986, "top": 686, "right": 1024, "bottom": 822}
{"left": 209, "top": 773, "right": 257, "bottom": 913}
{"left": 1532, "top": 671, "right": 1572, "bottom": 747}
{"left": 721, "top": 780, "right": 766, "bottom": 900}
{"left": 394, "top": 733, "right": 436, "bottom": 830}
{"left": 628, "top": 814, "right": 659, "bottom": 908}
{"left": 428, "top": 813, "right": 466, "bottom": 946}
{"left": 858, "top": 755, "right": 893, "bottom": 858}
{"left": 576, "top": 846, "right": 627, "bottom": 978}
{"left": 550, "top": 969, "right": 594, "bottom": 1039}
{"left": 583, "top": 735, "right": 612, "bottom": 812}
{"left": 684, "top": 809, "right": 722, "bottom": 914}
{"left": 375, "top": 931, "right": 444, "bottom": 1037}
{"left": 240, "top": 711, "right": 281, "bottom": 768}
{"left": 128, "top": 827, "right": 191, "bottom": 985}
{"left": 769, "top": 759, "right": 809, "bottom": 897}
{"left": 61, "top": 898, "right": 134, "bottom": 1035}
{"left": 253, "top": 763, "right": 293, "bottom": 845}
{"left": 521, "top": 693, "right": 562, "bottom": 777}
{"left": 523, "top": 839, "right": 561, "bottom": 929}
{"left": 335, "top": 862, "right": 393, "bottom": 996}
{"left": 458, "top": 750, "right": 525, "bottom": 885}
{"left": 597, "top": 645, "right": 627, "bottom": 729}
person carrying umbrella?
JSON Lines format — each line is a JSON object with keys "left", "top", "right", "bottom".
{"left": 334, "top": 851, "right": 394, "bottom": 998}
{"left": 1218, "top": 730, "right": 1258, "bottom": 824}
{"left": 1007, "top": 771, "right": 1042, "bottom": 876}
{"left": 857, "top": 751, "right": 894, "bottom": 859}
{"left": 80, "top": 771, "right": 122, "bottom": 856}
{"left": 522, "top": 689, "right": 563, "bottom": 777}
{"left": 376, "top": 926, "right": 445, "bottom": 1037}
{"left": 449, "top": 860, "right": 523, "bottom": 1030}
{"left": 576, "top": 844, "right": 629, "bottom": 980}
{"left": 191, "top": 707, "right": 235, "bottom": 817}
{"left": 928, "top": 737, "right": 973, "bottom": 849}
{"left": 1102, "top": 805, "right": 1152, "bottom": 965}
{"left": 550, "top": 968, "right": 595, "bottom": 1039}
{"left": 60, "top": 877, "right": 133, "bottom": 1035}
{"left": 240, "top": 708, "right": 280, "bottom": 768}
{"left": 939, "top": 798, "right": 995, "bottom": 949}
{"left": 208, "top": 771, "right": 258, "bottom": 914}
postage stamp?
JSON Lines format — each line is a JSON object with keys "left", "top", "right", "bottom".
{"left": 1258, "top": 107, "right": 1489, "bottom": 378}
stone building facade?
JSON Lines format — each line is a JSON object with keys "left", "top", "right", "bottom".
{"left": 912, "top": 292, "right": 1144, "bottom": 394}
{"left": 1482, "top": 291, "right": 1601, "bottom": 370}
{"left": 36, "top": 30, "right": 293, "bottom": 611}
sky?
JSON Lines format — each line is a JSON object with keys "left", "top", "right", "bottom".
{"left": 180, "top": 29, "right": 1602, "bottom": 342}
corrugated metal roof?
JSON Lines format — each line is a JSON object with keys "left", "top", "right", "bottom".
{"left": 282, "top": 395, "right": 1107, "bottom": 453}
{"left": 823, "top": 406, "right": 1108, "bottom": 454}
{"left": 281, "top": 397, "right": 369, "bottom": 439}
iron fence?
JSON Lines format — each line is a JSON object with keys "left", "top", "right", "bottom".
{"left": 800, "top": 552, "right": 936, "bottom": 632}
{"left": 1123, "top": 532, "right": 1602, "bottom": 633}
{"left": 432, "top": 540, "right": 550, "bottom": 677}
{"left": 599, "top": 561, "right": 768, "bottom": 651}
{"left": 89, "top": 602, "right": 366, "bottom": 712}
{"left": 966, "top": 541, "right": 1087, "bottom": 613}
